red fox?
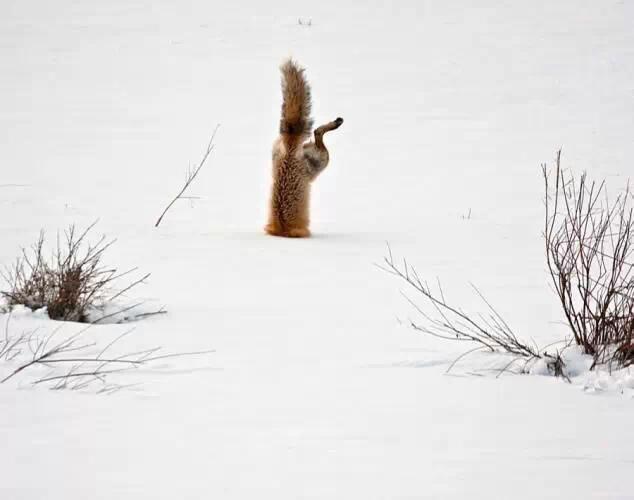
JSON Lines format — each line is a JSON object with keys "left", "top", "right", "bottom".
{"left": 265, "top": 59, "right": 343, "bottom": 238}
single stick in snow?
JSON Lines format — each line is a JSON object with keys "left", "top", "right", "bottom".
{"left": 154, "top": 125, "right": 220, "bottom": 228}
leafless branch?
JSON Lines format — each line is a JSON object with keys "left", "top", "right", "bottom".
{"left": 379, "top": 245, "right": 539, "bottom": 359}
{"left": 0, "top": 320, "right": 214, "bottom": 392}
{"left": 154, "top": 124, "right": 220, "bottom": 227}
{"left": 378, "top": 244, "right": 566, "bottom": 378}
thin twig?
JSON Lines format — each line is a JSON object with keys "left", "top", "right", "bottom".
{"left": 155, "top": 124, "right": 220, "bottom": 227}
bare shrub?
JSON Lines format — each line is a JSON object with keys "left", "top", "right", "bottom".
{"left": 544, "top": 150, "right": 634, "bottom": 368}
{"left": 1, "top": 223, "right": 150, "bottom": 323}
{"left": 381, "top": 151, "right": 633, "bottom": 378}
{"left": 381, "top": 246, "right": 544, "bottom": 374}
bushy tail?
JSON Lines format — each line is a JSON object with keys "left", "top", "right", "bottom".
{"left": 279, "top": 59, "right": 313, "bottom": 144}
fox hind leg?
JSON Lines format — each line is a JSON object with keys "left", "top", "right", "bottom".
{"left": 264, "top": 223, "right": 310, "bottom": 238}
{"left": 265, "top": 222, "right": 284, "bottom": 237}
{"left": 287, "top": 227, "right": 311, "bottom": 238}
{"left": 314, "top": 117, "right": 344, "bottom": 138}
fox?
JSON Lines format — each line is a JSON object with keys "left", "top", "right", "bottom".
{"left": 265, "top": 59, "right": 343, "bottom": 238}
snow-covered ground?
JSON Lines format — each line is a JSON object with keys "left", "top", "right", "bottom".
{"left": 1, "top": 0, "right": 633, "bottom": 498}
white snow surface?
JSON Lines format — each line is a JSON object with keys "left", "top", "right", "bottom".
{"left": 1, "top": 0, "right": 633, "bottom": 498}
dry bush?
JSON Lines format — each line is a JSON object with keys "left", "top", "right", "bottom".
{"left": 381, "top": 151, "right": 633, "bottom": 378}
{"left": 544, "top": 151, "right": 634, "bottom": 368}
{"left": 1, "top": 223, "right": 149, "bottom": 323}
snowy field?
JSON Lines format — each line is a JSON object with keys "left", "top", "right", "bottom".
{"left": 1, "top": 0, "right": 633, "bottom": 498}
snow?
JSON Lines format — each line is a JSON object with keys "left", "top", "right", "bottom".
{"left": 1, "top": 0, "right": 633, "bottom": 498}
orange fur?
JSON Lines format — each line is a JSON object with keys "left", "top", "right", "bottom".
{"left": 265, "top": 59, "right": 343, "bottom": 238}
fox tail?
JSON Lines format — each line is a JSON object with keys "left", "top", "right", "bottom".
{"left": 279, "top": 59, "right": 313, "bottom": 145}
